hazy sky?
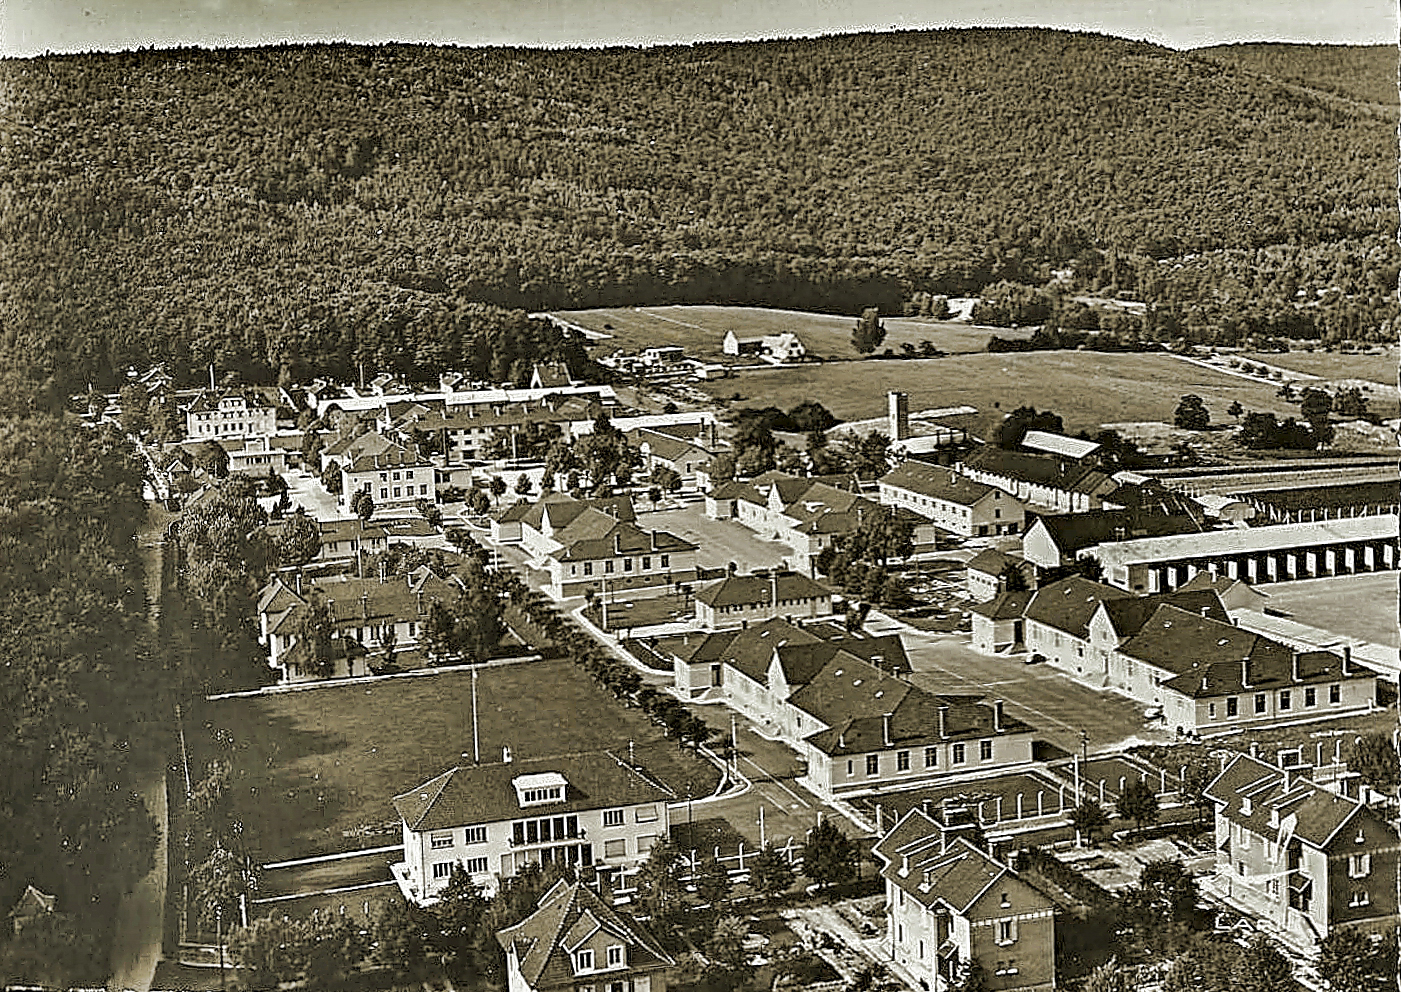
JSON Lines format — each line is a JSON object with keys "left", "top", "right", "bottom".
{"left": 2, "top": 0, "right": 1394, "bottom": 59}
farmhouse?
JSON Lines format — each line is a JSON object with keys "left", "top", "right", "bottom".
{"left": 693, "top": 570, "right": 833, "bottom": 628}
{"left": 1204, "top": 753, "right": 1400, "bottom": 948}
{"left": 721, "top": 330, "right": 806, "bottom": 362}
{"left": 1087, "top": 514, "right": 1400, "bottom": 593}
{"left": 391, "top": 751, "right": 673, "bottom": 905}
{"left": 875, "top": 808, "right": 1058, "bottom": 992}
{"left": 497, "top": 880, "right": 675, "bottom": 992}
{"left": 879, "top": 460, "right": 1027, "bottom": 537}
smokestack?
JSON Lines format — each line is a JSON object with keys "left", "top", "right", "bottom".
{"left": 882, "top": 712, "right": 893, "bottom": 748}
{"left": 938, "top": 704, "right": 949, "bottom": 740}
{"left": 889, "top": 391, "right": 909, "bottom": 442}
{"left": 993, "top": 700, "right": 1004, "bottom": 733}
{"left": 502, "top": 745, "right": 512, "bottom": 764}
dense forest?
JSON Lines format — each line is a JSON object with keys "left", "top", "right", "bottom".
{"left": 1196, "top": 42, "right": 1397, "bottom": 107}
{"left": 0, "top": 29, "right": 1394, "bottom": 404}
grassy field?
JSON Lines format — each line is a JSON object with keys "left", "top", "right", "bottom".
{"left": 1242, "top": 350, "right": 1398, "bottom": 386}
{"left": 191, "top": 659, "right": 719, "bottom": 864}
{"left": 697, "top": 351, "right": 1305, "bottom": 433}
{"left": 554, "top": 305, "right": 1030, "bottom": 360}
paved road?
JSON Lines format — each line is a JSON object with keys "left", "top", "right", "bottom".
{"left": 638, "top": 504, "right": 798, "bottom": 573}
{"left": 284, "top": 468, "right": 344, "bottom": 521}
{"left": 108, "top": 773, "right": 168, "bottom": 992}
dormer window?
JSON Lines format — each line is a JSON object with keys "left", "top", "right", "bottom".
{"left": 576, "top": 949, "right": 595, "bottom": 972}
{"left": 607, "top": 945, "right": 624, "bottom": 967}
{"left": 513, "top": 772, "right": 569, "bottom": 807}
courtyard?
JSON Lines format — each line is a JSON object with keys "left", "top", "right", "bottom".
{"left": 1255, "top": 571, "right": 1399, "bottom": 647}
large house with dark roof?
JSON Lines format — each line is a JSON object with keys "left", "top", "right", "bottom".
{"left": 714, "top": 471, "right": 880, "bottom": 572}
{"left": 330, "top": 432, "right": 437, "bottom": 509}
{"left": 1021, "top": 577, "right": 1134, "bottom": 672}
{"left": 965, "top": 549, "right": 1037, "bottom": 603}
{"left": 1114, "top": 606, "right": 1378, "bottom": 735}
{"left": 879, "top": 460, "right": 1027, "bottom": 538}
{"left": 1204, "top": 753, "right": 1400, "bottom": 947}
{"left": 516, "top": 493, "right": 697, "bottom": 599}
{"left": 183, "top": 387, "right": 280, "bottom": 440}
{"left": 693, "top": 570, "right": 833, "bottom": 628}
{"left": 875, "top": 809, "right": 1057, "bottom": 992}
{"left": 956, "top": 446, "right": 1120, "bottom": 515}
{"left": 497, "top": 880, "right": 675, "bottom": 992}
{"left": 1021, "top": 510, "right": 1205, "bottom": 571}
{"left": 392, "top": 752, "right": 673, "bottom": 905}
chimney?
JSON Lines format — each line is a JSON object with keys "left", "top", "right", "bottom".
{"left": 882, "top": 712, "right": 893, "bottom": 748}
{"left": 614, "top": 532, "right": 622, "bottom": 555}
{"left": 900, "top": 854, "right": 909, "bottom": 876}
{"left": 938, "top": 704, "right": 949, "bottom": 740}
{"left": 1291, "top": 652, "right": 1300, "bottom": 682}
{"left": 993, "top": 699, "right": 1004, "bottom": 733}
{"left": 1342, "top": 645, "right": 1351, "bottom": 676}
{"left": 922, "top": 798, "right": 932, "bottom": 816}
{"left": 1249, "top": 742, "right": 1259, "bottom": 759}
{"left": 888, "top": 392, "right": 909, "bottom": 442}
{"left": 416, "top": 592, "right": 425, "bottom": 615}
{"left": 838, "top": 729, "right": 846, "bottom": 750}
{"left": 502, "top": 745, "right": 513, "bottom": 764}
{"left": 295, "top": 572, "right": 302, "bottom": 595}
{"left": 360, "top": 592, "right": 368, "bottom": 620}
{"left": 1200, "top": 677, "right": 1208, "bottom": 693}
{"left": 921, "top": 869, "right": 931, "bottom": 888}
{"left": 1241, "top": 658, "right": 1251, "bottom": 689}
{"left": 771, "top": 571, "right": 779, "bottom": 610}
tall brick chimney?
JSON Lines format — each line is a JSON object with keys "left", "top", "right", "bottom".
{"left": 888, "top": 392, "right": 910, "bottom": 442}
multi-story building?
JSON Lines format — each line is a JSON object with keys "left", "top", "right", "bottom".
{"left": 497, "top": 880, "right": 675, "bottom": 992}
{"left": 879, "top": 461, "right": 1026, "bottom": 538}
{"left": 956, "top": 446, "right": 1119, "bottom": 515}
{"left": 391, "top": 751, "right": 673, "bottom": 904}
{"left": 1204, "top": 753, "right": 1401, "bottom": 947}
{"left": 875, "top": 808, "right": 1057, "bottom": 992}
{"left": 227, "top": 436, "right": 289, "bottom": 476}
{"left": 1021, "top": 576, "right": 1134, "bottom": 675}
{"left": 183, "top": 388, "right": 279, "bottom": 440}
{"left": 338, "top": 437, "right": 437, "bottom": 509}
{"left": 1020, "top": 510, "right": 1205, "bottom": 571}
{"left": 693, "top": 570, "right": 833, "bottom": 629}
{"left": 969, "top": 591, "right": 1034, "bottom": 655}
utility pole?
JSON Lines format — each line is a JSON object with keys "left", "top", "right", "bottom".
{"left": 730, "top": 713, "right": 739, "bottom": 776}
{"left": 471, "top": 665, "right": 480, "bottom": 764}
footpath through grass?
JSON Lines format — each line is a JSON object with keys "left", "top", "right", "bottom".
{"left": 191, "top": 658, "right": 720, "bottom": 864}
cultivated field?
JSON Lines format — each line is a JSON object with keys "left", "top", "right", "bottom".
{"left": 1258, "top": 571, "right": 1400, "bottom": 647}
{"left": 191, "top": 659, "right": 720, "bottom": 863}
{"left": 553, "top": 305, "right": 1031, "bottom": 360}
{"left": 1242, "top": 350, "right": 1398, "bottom": 386}
{"left": 697, "top": 352, "right": 1305, "bottom": 433}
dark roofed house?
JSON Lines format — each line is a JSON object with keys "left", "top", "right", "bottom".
{"left": 1114, "top": 605, "right": 1378, "bottom": 735}
{"left": 1022, "top": 576, "right": 1133, "bottom": 672}
{"left": 879, "top": 460, "right": 1028, "bottom": 538}
{"left": 1022, "top": 510, "right": 1206, "bottom": 570}
{"left": 875, "top": 808, "right": 1058, "bottom": 992}
{"left": 966, "top": 548, "right": 1038, "bottom": 602}
{"left": 497, "top": 880, "right": 675, "bottom": 992}
{"left": 970, "top": 590, "right": 1035, "bottom": 655}
{"left": 1203, "top": 753, "right": 1400, "bottom": 949}
{"left": 391, "top": 751, "right": 673, "bottom": 905}
{"left": 694, "top": 570, "right": 833, "bottom": 628}
{"left": 958, "top": 446, "right": 1119, "bottom": 514}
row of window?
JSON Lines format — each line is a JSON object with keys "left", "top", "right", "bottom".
{"left": 377, "top": 469, "right": 418, "bottom": 481}
{"left": 845, "top": 740, "right": 995, "bottom": 778}
{"left": 432, "top": 856, "right": 488, "bottom": 878}
{"left": 1209, "top": 684, "right": 1341, "bottom": 720}
{"left": 374, "top": 484, "right": 431, "bottom": 499}
{"left": 713, "top": 597, "right": 820, "bottom": 614}
{"left": 574, "top": 946, "right": 626, "bottom": 972}
{"left": 578, "top": 555, "right": 670, "bottom": 577}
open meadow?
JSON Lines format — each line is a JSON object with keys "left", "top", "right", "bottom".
{"left": 553, "top": 305, "right": 1030, "bottom": 360}
{"left": 1243, "top": 349, "right": 1398, "bottom": 386}
{"left": 696, "top": 351, "right": 1315, "bottom": 433}
{"left": 190, "top": 659, "right": 720, "bottom": 864}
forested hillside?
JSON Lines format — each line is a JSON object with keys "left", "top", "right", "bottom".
{"left": 1196, "top": 43, "right": 1397, "bottom": 107}
{"left": 1, "top": 29, "right": 1394, "bottom": 403}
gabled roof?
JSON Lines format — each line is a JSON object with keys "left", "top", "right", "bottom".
{"left": 715, "top": 618, "right": 825, "bottom": 683}
{"left": 393, "top": 752, "right": 673, "bottom": 834}
{"left": 696, "top": 570, "right": 832, "bottom": 609}
{"left": 1022, "top": 576, "right": 1133, "bottom": 639}
{"left": 775, "top": 633, "right": 910, "bottom": 688}
{"left": 962, "top": 446, "right": 1114, "bottom": 495}
{"left": 553, "top": 520, "right": 697, "bottom": 562}
{"left": 1029, "top": 510, "right": 1205, "bottom": 558}
{"left": 1096, "top": 589, "right": 1227, "bottom": 639}
{"left": 805, "top": 687, "right": 1032, "bottom": 755}
{"left": 1204, "top": 754, "right": 1394, "bottom": 850}
{"left": 708, "top": 480, "right": 767, "bottom": 504}
{"left": 965, "top": 548, "right": 1032, "bottom": 577}
{"left": 1021, "top": 430, "right": 1101, "bottom": 460}
{"left": 786, "top": 654, "right": 916, "bottom": 730}
{"left": 659, "top": 628, "right": 743, "bottom": 665}
{"left": 872, "top": 809, "right": 1028, "bottom": 914}
{"left": 185, "top": 387, "right": 276, "bottom": 414}
{"left": 8, "top": 884, "right": 57, "bottom": 919}
{"left": 880, "top": 461, "right": 999, "bottom": 506}
{"left": 969, "top": 590, "right": 1035, "bottom": 620}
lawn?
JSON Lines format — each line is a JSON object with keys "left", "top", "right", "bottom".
{"left": 697, "top": 351, "right": 1320, "bottom": 433}
{"left": 1257, "top": 571, "right": 1400, "bottom": 647}
{"left": 1243, "top": 349, "right": 1399, "bottom": 386}
{"left": 554, "top": 305, "right": 1029, "bottom": 360}
{"left": 191, "top": 659, "right": 719, "bottom": 864}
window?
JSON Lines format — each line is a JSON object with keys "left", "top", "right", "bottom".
{"left": 1350, "top": 890, "right": 1370, "bottom": 908}
{"left": 1329, "top": 684, "right": 1341, "bottom": 704}
{"left": 953, "top": 744, "right": 966, "bottom": 764}
{"left": 897, "top": 751, "right": 910, "bottom": 771}
{"left": 642, "top": 557, "right": 651, "bottom": 570}
{"left": 623, "top": 558, "right": 633, "bottom": 572}
{"left": 380, "top": 488, "right": 388, "bottom": 499}
{"left": 431, "top": 832, "right": 454, "bottom": 849}
{"left": 1349, "top": 854, "right": 1372, "bottom": 878}
{"left": 603, "top": 809, "right": 625, "bottom": 827}
{"left": 1305, "top": 687, "right": 1317, "bottom": 707}
{"left": 420, "top": 485, "right": 428, "bottom": 495}
{"left": 464, "top": 856, "right": 489, "bottom": 873}
{"left": 635, "top": 805, "right": 659, "bottom": 822}
{"left": 1226, "top": 697, "right": 1239, "bottom": 717}
{"left": 1254, "top": 693, "right": 1267, "bottom": 714}
{"left": 1209, "top": 702, "right": 1217, "bottom": 719}
{"left": 1279, "top": 690, "right": 1291, "bottom": 711}
{"left": 603, "top": 838, "right": 627, "bottom": 858}
{"left": 924, "top": 747, "right": 938, "bottom": 768}
{"left": 379, "top": 472, "right": 388, "bottom": 482}
{"left": 432, "top": 861, "right": 453, "bottom": 879}
{"left": 866, "top": 755, "right": 880, "bottom": 776}
{"left": 1000, "top": 892, "right": 1010, "bottom": 908}
{"left": 996, "top": 920, "right": 1017, "bottom": 944}
{"left": 660, "top": 555, "right": 670, "bottom": 567}
{"left": 465, "top": 826, "right": 487, "bottom": 845}
{"left": 980, "top": 740, "right": 993, "bottom": 761}
{"left": 605, "top": 561, "right": 614, "bottom": 574}
{"left": 583, "top": 562, "right": 593, "bottom": 576}
{"left": 846, "top": 760, "right": 855, "bottom": 777}
{"left": 607, "top": 946, "right": 624, "bottom": 967}
{"left": 576, "top": 950, "right": 594, "bottom": 972}
{"left": 392, "top": 471, "right": 400, "bottom": 481}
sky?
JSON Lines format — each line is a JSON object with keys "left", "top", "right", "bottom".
{"left": 1, "top": 0, "right": 1394, "bottom": 59}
